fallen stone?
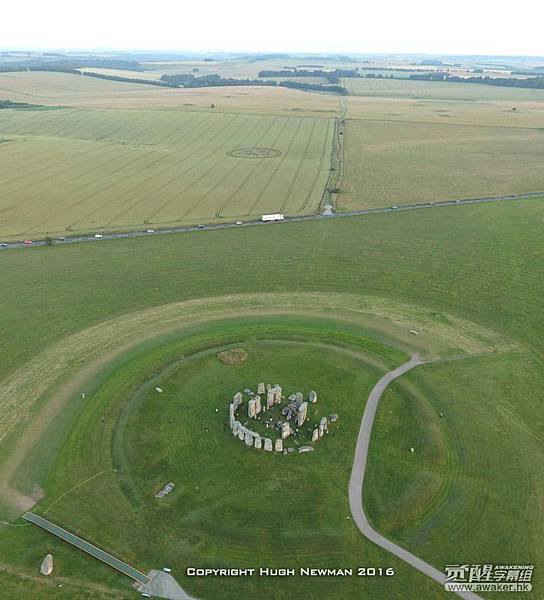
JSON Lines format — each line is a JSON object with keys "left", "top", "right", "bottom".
{"left": 298, "top": 446, "right": 314, "bottom": 453}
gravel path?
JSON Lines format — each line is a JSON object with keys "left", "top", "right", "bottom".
{"left": 348, "top": 355, "right": 483, "bottom": 600}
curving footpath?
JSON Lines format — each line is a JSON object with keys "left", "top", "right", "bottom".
{"left": 348, "top": 355, "right": 483, "bottom": 600}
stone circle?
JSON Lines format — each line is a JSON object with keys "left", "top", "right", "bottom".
{"left": 227, "top": 383, "right": 338, "bottom": 455}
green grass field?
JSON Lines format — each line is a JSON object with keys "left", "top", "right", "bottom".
{"left": 365, "top": 350, "right": 544, "bottom": 594}
{"left": 0, "top": 107, "right": 333, "bottom": 239}
{"left": 338, "top": 118, "right": 544, "bottom": 209}
{"left": 1, "top": 200, "right": 544, "bottom": 598}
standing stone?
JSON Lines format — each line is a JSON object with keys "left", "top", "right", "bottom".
{"left": 267, "top": 386, "right": 282, "bottom": 408}
{"left": 309, "top": 390, "right": 318, "bottom": 403}
{"left": 254, "top": 436, "right": 262, "bottom": 449}
{"left": 281, "top": 422, "right": 291, "bottom": 439}
{"left": 245, "top": 431, "right": 254, "bottom": 446}
{"left": 248, "top": 398, "right": 257, "bottom": 418}
{"left": 275, "top": 438, "right": 283, "bottom": 452}
{"left": 264, "top": 438, "right": 273, "bottom": 451}
{"left": 297, "top": 401, "right": 308, "bottom": 427}
{"left": 319, "top": 416, "right": 328, "bottom": 437}
{"left": 312, "top": 428, "right": 319, "bottom": 442}
{"left": 229, "top": 415, "right": 235, "bottom": 428}
{"left": 40, "top": 554, "right": 53, "bottom": 576}
{"left": 233, "top": 392, "right": 243, "bottom": 408}
{"left": 232, "top": 420, "right": 241, "bottom": 436}
{"left": 294, "top": 392, "right": 304, "bottom": 408}
{"left": 257, "top": 382, "right": 265, "bottom": 395}
{"left": 238, "top": 427, "right": 245, "bottom": 441}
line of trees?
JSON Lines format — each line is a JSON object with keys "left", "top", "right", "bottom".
{"left": 279, "top": 80, "right": 348, "bottom": 95}
{"left": 160, "top": 73, "right": 277, "bottom": 88}
{"left": 410, "top": 73, "right": 544, "bottom": 89}
{"left": 0, "top": 99, "right": 42, "bottom": 109}
{"left": 258, "top": 68, "right": 358, "bottom": 83}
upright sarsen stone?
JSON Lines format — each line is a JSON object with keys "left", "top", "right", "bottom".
{"left": 257, "top": 382, "right": 265, "bottom": 395}
{"left": 312, "top": 428, "right": 319, "bottom": 442}
{"left": 267, "top": 385, "right": 282, "bottom": 408}
{"left": 297, "top": 401, "right": 308, "bottom": 427}
{"left": 319, "top": 416, "right": 328, "bottom": 437}
{"left": 254, "top": 436, "right": 262, "bottom": 449}
{"left": 248, "top": 395, "right": 262, "bottom": 418}
{"left": 233, "top": 392, "right": 243, "bottom": 408}
{"left": 309, "top": 390, "right": 318, "bottom": 403}
{"left": 275, "top": 438, "right": 283, "bottom": 452}
{"left": 264, "top": 438, "right": 273, "bottom": 451}
{"left": 281, "top": 422, "right": 291, "bottom": 439}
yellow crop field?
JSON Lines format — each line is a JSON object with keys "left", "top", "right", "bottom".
{"left": 0, "top": 107, "right": 333, "bottom": 239}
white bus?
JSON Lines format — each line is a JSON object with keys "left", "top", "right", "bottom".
{"left": 261, "top": 214, "right": 285, "bottom": 222}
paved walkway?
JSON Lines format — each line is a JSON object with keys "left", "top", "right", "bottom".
{"left": 23, "top": 512, "right": 150, "bottom": 585}
{"left": 348, "top": 355, "right": 483, "bottom": 600}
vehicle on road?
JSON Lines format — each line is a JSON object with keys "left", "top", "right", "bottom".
{"left": 0, "top": 242, "right": 7, "bottom": 248}
{"left": 236, "top": 221, "right": 243, "bottom": 225}
{"left": 262, "top": 213, "right": 285, "bottom": 222}
{"left": 94, "top": 234, "right": 103, "bottom": 239}
{"left": 197, "top": 225, "right": 205, "bottom": 229}
{"left": 24, "top": 240, "right": 33, "bottom": 246}
{"left": 390, "top": 206, "right": 398, "bottom": 210}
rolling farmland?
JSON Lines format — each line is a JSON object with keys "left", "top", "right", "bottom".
{"left": 0, "top": 107, "right": 333, "bottom": 239}
{"left": 338, "top": 118, "right": 544, "bottom": 210}
{"left": 342, "top": 76, "right": 544, "bottom": 101}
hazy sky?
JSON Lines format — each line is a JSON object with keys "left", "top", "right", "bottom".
{"left": 2, "top": 0, "right": 543, "bottom": 56}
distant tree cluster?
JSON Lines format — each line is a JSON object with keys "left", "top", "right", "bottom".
{"left": 160, "top": 73, "right": 277, "bottom": 88}
{"left": 258, "top": 68, "right": 358, "bottom": 83}
{"left": 410, "top": 73, "right": 544, "bottom": 89}
{"left": 0, "top": 58, "right": 144, "bottom": 74}
{"left": 82, "top": 71, "right": 170, "bottom": 87}
{"left": 0, "top": 99, "right": 42, "bottom": 109}
{"left": 279, "top": 80, "right": 348, "bottom": 95}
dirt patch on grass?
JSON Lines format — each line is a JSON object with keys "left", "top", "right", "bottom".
{"left": 217, "top": 347, "right": 248, "bottom": 365}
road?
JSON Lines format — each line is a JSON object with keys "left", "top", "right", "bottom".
{"left": 0, "top": 190, "right": 542, "bottom": 251}
{"left": 23, "top": 512, "right": 151, "bottom": 585}
{"left": 348, "top": 355, "right": 482, "bottom": 600}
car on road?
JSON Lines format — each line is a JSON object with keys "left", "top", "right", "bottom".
{"left": 146, "top": 229, "right": 155, "bottom": 233}
{"left": 24, "top": 240, "right": 33, "bottom": 246}
{"left": 391, "top": 206, "right": 398, "bottom": 210}
{"left": 94, "top": 234, "right": 103, "bottom": 239}
{"left": 58, "top": 237, "right": 66, "bottom": 241}
{"left": 197, "top": 224, "right": 205, "bottom": 229}
{"left": 0, "top": 242, "right": 7, "bottom": 248}
{"left": 236, "top": 221, "right": 242, "bottom": 225}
